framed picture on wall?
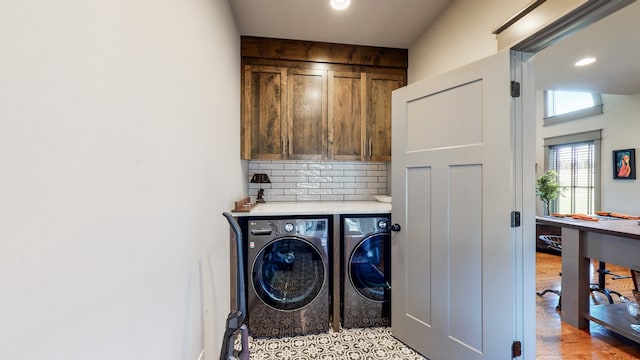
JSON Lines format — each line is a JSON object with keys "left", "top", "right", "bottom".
{"left": 613, "top": 149, "right": 636, "bottom": 179}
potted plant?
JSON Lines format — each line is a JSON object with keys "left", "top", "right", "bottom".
{"left": 536, "top": 170, "right": 564, "bottom": 216}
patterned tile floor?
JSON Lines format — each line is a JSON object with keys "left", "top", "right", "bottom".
{"left": 248, "top": 327, "right": 426, "bottom": 360}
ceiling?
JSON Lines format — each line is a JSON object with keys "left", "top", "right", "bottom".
{"left": 228, "top": 0, "right": 453, "bottom": 48}
{"left": 229, "top": 0, "right": 640, "bottom": 95}
{"left": 534, "top": 1, "right": 640, "bottom": 95}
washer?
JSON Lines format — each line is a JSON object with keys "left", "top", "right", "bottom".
{"left": 247, "top": 217, "right": 330, "bottom": 337}
{"left": 342, "top": 215, "right": 391, "bottom": 328}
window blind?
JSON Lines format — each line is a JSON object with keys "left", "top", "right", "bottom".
{"left": 547, "top": 142, "right": 595, "bottom": 214}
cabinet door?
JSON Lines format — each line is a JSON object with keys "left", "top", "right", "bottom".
{"left": 287, "top": 69, "right": 327, "bottom": 160}
{"left": 328, "top": 71, "right": 365, "bottom": 161}
{"left": 242, "top": 65, "right": 287, "bottom": 160}
{"left": 365, "top": 73, "right": 405, "bottom": 162}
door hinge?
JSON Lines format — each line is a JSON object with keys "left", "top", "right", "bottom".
{"left": 511, "top": 211, "right": 521, "bottom": 227}
{"left": 511, "top": 341, "right": 522, "bottom": 359}
{"left": 510, "top": 81, "right": 520, "bottom": 97}
{"left": 512, "top": 340, "right": 522, "bottom": 358}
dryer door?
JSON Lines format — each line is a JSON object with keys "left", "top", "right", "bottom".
{"left": 349, "top": 233, "right": 390, "bottom": 302}
{"left": 252, "top": 236, "right": 326, "bottom": 311}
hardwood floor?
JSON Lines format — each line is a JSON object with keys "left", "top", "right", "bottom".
{"left": 536, "top": 251, "right": 640, "bottom": 359}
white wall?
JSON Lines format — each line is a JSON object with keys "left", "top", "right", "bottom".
{"left": 0, "top": 0, "right": 243, "bottom": 359}
{"left": 536, "top": 93, "right": 640, "bottom": 215}
{"left": 410, "top": 0, "right": 640, "bottom": 214}
{"left": 408, "top": 0, "right": 529, "bottom": 82}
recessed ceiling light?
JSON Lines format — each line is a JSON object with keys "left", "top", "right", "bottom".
{"left": 330, "top": 0, "right": 350, "bottom": 10}
{"left": 574, "top": 57, "right": 596, "bottom": 67}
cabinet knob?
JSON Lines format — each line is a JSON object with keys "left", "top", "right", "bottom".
{"left": 390, "top": 224, "right": 401, "bottom": 232}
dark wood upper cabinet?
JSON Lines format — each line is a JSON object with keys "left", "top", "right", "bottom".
{"left": 287, "top": 69, "right": 327, "bottom": 160}
{"left": 242, "top": 65, "right": 287, "bottom": 160}
{"left": 365, "top": 73, "right": 404, "bottom": 162}
{"left": 241, "top": 37, "right": 407, "bottom": 161}
{"left": 328, "top": 71, "right": 364, "bottom": 161}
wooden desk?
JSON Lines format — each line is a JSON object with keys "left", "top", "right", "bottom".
{"left": 536, "top": 216, "right": 640, "bottom": 343}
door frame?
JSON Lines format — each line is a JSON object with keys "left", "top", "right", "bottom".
{"left": 514, "top": 1, "right": 635, "bottom": 358}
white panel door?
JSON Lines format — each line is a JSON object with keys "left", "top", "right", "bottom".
{"left": 391, "top": 51, "right": 516, "bottom": 360}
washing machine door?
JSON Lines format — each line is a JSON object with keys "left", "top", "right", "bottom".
{"left": 349, "top": 233, "right": 390, "bottom": 302}
{"left": 252, "top": 236, "right": 325, "bottom": 311}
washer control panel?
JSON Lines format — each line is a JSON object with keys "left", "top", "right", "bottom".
{"left": 249, "top": 218, "right": 329, "bottom": 239}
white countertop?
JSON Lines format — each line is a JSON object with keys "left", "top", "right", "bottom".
{"left": 233, "top": 201, "right": 391, "bottom": 216}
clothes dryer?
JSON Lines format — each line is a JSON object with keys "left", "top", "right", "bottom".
{"left": 342, "top": 215, "right": 391, "bottom": 328}
{"left": 247, "top": 217, "right": 330, "bottom": 337}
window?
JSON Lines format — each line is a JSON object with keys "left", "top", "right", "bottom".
{"left": 548, "top": 143, "right": 594, "bottom": 214}
{"left": 544, "top": 130, "right": 601, "bottom": 214}
{"left": 544, "top": 90, "right": 603, "bottom": 124}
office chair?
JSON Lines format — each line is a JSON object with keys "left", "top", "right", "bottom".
{"left": 537, "top": 235, "right": 562, "bottom": 255}
{"left": 631, "top": 269, "right": 640, "bottom": 303}
{"left": 536, "top": 235, "right": 625, "bottom": 310}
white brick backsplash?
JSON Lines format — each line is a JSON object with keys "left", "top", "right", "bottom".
{"left": 367, "top": 170, "right": 386, "bottom": 177}
{"left": 272, "top": 170, "right": 297, "bottom": 176}
{"left": 356, "top": 164, "right": 378, "bottom": 170}
{"left": 309, "top": 189, "right": 333, "bottom": 195}
{"left": 249, "top": 183, "right": 271, "bottom": 189}
{"left": 271, "top": 183, "right": 296, "bottom": 189}
{"left": 344, "top": 170, "right": 367, "bottom": 177}
{"left": 284, "top": 188, "right": 309, "bottom": 195}
{"left": 284, "top": 176, "right": 308, "bottom": 183}
{"left": 334, "top": 189, "right": 356, "bottom": 195}
{"left": 284, "top": 163, "right": 309, "bottom": 170}
{"left": 356, "top": 188, "right": 380, "bottom": 195}
{"left": 321, "top": 194, "right": 344, "bottom": 201}
{"left": 297, "top": 182, "right": 321, "bottom": 189}
{"left": 270, "top": 195, "right": 297, "bottom": 202}
{"left": 355, "top": 176, "right": 379, "bottom": 183}
{"left": 309, "top": 176, "right": 333, "bottom": 183}
{"left": 309, "top": 163, "right": 333, "bottom": 170}
{"left": 332, "top": 163, "right": 357, "bottom": 170}
{"left": 259, "top": 163, "right": 284, "bottom": 170}
{"left": 266, "top": 176, "right": 284, "bottom": 183}
{"left": 297, "top": 170, "right": 321, "bottom": 177}
{"left": 248, "top": 160, "right": 388, "bottom": 202}
{"left": 320, "top": 170, "right": 344, "bottom": 176}
{"left": 333, "top": 176, "right": 356, "bottom": 183}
